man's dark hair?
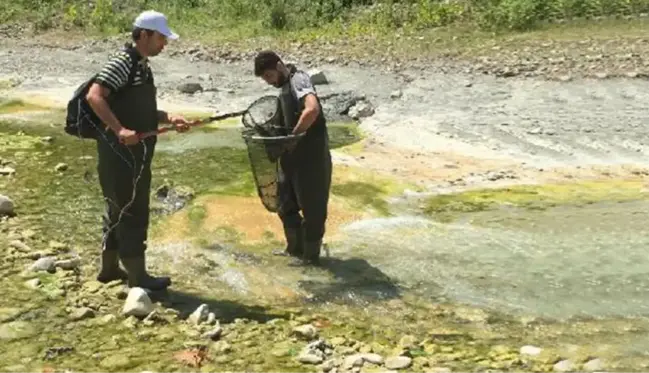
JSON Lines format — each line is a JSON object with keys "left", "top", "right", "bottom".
{"left": 132, "top": 27, "right": 155, "bottom": 41}
{"left": 254, "top": 50, "right": 282, "bottom": 76}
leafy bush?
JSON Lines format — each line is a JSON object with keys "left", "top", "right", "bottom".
{"left": 5, "top": 0, "right": 649, "bottom": 36}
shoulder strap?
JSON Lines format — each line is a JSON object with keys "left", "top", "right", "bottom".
{"left": 120, "top": 45, "right": 141, "bottom": 91}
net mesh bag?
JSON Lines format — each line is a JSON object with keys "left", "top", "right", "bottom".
{"left": 240, "top": 96, "right": 304, "bottom": 213}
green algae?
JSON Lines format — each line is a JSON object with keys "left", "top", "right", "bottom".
{"left": 422, "top": 180, "right": 649, "bottom": 221}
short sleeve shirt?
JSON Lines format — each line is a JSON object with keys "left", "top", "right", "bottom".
{"left": 283, "top": 70, "right": 316, "bottom": 102}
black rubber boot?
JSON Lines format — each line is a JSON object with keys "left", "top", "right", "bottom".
{"left": 272, "top": 226, "right": 304, "bottom": 257}
{"left": 120, "top": 256, "right": 171, "bottom": 291}
{"left": 96, "top": 250, "right": 128, "bottom": 283}
{"left": 290, "top": 239, "right": 322, "bottom": 267}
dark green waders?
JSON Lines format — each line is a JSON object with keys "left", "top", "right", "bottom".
{"left": 274, "top": 79, "right": 333, "bottom": 266}
{"left": 95, "top": 79, "right": 171, "bottom": 291}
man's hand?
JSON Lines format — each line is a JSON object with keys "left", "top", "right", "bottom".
{"left": 168, "top": 114, "right": 197, "bottom": 133}
{"left": 118, "top": 127, "right": 139, "bottom": 146}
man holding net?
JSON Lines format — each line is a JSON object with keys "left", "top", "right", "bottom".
{"left": 253, "top": 50, "right": 333, "bottom": 266}
{"left": 85, "top": 10, "right": 194, "bottom": 290}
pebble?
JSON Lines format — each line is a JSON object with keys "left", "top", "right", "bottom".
{"left": 0, "top": 194, "right": 15, "bottom": 216}
{"left": 188, "top": 303, "right": 209, "bottom": 325}
{"left": 29, "top": 256, "right": 57, "bottom": 272}
{"left": 98, "top": 314, "right": 117, "bottom": 325}
{"left": 9, "top": 240, "right": 31, "bottom": 252}
{"left": 0, "top": 167, "right": 15, "bottom": 176}
{"left": 553, "top": 359, "right": 575, "bottom": 372}
{"left": 298, "top": 351, "right": 324, "bottom": 364}
{"left": 582, "top": 358, "right": 604, "bottom": 372}
{"left": 348, "top": 101, "right": 375, "bottom": 119}
{"left": 343, "top": 354, "right": 364, "bottom": 369}
{"left": 69, "top": 307, "right": 95, "bottom": 321}
{"left": 384, "top": 356, "right": 412, "bottom": 370}
{"left": 177, "top": 82, "right": 203, "bottom": 94}
{"left": 361, "top": 353, "right": 384, "bottom": 365}
{"left": 292, "top": 324, "right": 318, "bottom": 340}
{"left": 24, "top": 278, "right": 40, "bottom": 289}
{"left": 520, "top": 345, "right": 543, "bottom": 356}
{"left": 54, "top": 163, "right": 68, "bottom": 172}
{"left": 121, "top": 287, "right": 154, "bottom": 317}
{"left": 55, "top": 258, "right": 80, "bottom": 270}
{"left": 202, "top": 325, "right": 223, "bottom": 341}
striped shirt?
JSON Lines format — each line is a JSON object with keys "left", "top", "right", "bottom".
{"left": 95, "top": 49, "right": 153, "bottom": 92}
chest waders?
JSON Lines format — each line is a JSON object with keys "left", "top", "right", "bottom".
{"left": 95, "top": 69, "right": 171, "bottom": 291}
{"left": 275, "top": 67, "right": 333, "bottom": 266}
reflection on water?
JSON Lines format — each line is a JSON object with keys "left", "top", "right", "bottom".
{"left": 335, "top": 201, "right": 649, "bottom": 320}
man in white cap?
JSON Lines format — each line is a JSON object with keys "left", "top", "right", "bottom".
{"left": 84, "top": 10, "right": 194, "bottom": 291}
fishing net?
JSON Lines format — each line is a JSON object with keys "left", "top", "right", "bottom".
{"left": 239, "top": 95, "right": 304, "bottom": 213}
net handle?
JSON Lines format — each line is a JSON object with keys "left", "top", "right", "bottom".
{"left": 136, "top": 95, "right": 278, "bottom": 140}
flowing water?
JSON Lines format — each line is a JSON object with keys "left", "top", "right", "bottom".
{"left": 130, "top": 124, "right": 649, "bottom": 369}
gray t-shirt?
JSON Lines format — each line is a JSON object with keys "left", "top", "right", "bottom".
{"left": 282, "top": 70, "right": 316, "bottom": 102}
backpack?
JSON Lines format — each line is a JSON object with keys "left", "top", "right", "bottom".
{"left": 64, "top": 46, "right": 140, "bottom": 139}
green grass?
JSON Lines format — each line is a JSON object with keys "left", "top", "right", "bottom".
{"left": 5, "top": 0, "right": 649, "bottom": 62}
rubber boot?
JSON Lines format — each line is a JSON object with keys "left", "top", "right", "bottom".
{"left": 120, "top": 256, "right": 171, "bottom": 291}
{"left": 273, "top": 226, "right": 304, "bottom": 257}
{"left": 96, "top": 250, "right": 128, "bottom": 283}
{"left": 290, "top": 239, "right": 322, "bottom": 267}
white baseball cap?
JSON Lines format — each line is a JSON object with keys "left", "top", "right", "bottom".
{"left": 133, "top": 10, "right": 179, "bottom": 40}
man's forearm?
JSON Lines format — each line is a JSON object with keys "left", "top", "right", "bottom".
{"left": 87, "top": 95, "right": 123, "bottom": 134}
{"left": 292, "top": 108, "right": 318, "bottom": 134}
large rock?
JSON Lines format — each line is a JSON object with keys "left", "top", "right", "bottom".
{"left": 307, "top": 69, "right": 328, "bottom": 85}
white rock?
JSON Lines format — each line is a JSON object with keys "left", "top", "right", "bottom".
{"left": 361, "top": 353, "right": 384, "bottom": 365}
{"left": 0, "top": 167, "right": 15, "bottom": 176}
{"left": 520, "top": 345, "right": 543, "bottom": 356}
{"left": 553, "top": 359, "right": 575, "bottom": 372}
{"left": 298, "top": 351, "right": 323, "bottom": 364}
{"left": 384, "top": 356, "right": 412, "bottom": 370}
{"left": 348, "top": 101, "right": 375, "bottom": 119}
{"left": 202, "top": 324, "right": 223, "bottom": 341}
{"left": 25, "top": 278, "right": 40, "bottom": 289}
{"left": 121, "top": 287, "right": 154, "bottom": 317}
{"left": 29, "top": 256, "right": 57, "bottom": 272}
{"left": 308, "top": 69, "right": 328, "bottom": 85}
{"left": 188, "top": 304, "right": 209, "bottom": 325}
{"left": 583, "top": 358, "right": 604, "bottom": 372}
{"left": 292, "top": 324, "right": 318, "bottom": 340}
{"left": 55, "top": 258, "right": 80, "bottom": 270}
{"left": 343, "top": 354, "right": 364, "bottom": 369}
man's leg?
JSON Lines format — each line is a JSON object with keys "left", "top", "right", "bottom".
{"left": 96, "top": 204, "right": 128, "bottom": 283}
{"left": 294, "top": 150, "right": 332, "bottom": 265}
{"left": 95, "top": 140, "right": 128, "bottom": 283}
{"left": 116, "top": 157, "right": 171, "bottom": 291}
{"left": 274, "top": 164, "right": 304, "bottom": 257}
